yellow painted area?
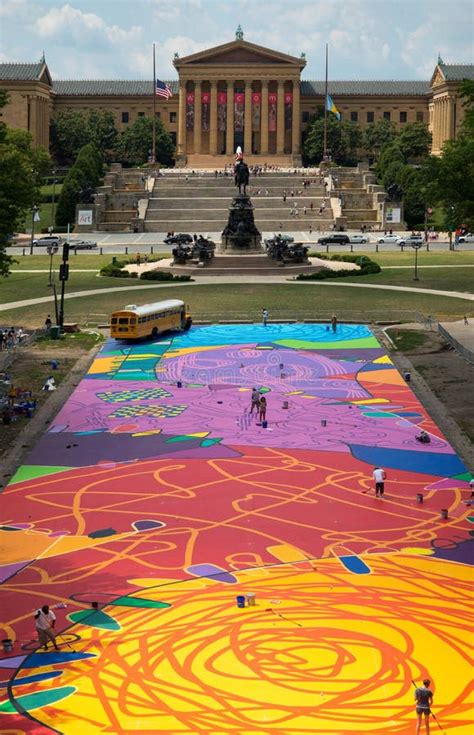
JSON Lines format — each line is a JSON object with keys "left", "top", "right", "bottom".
{"left": 351, "top": 398, "right": 390, "bottom": 405}
{"left": 162, "top": 344, "right": 227, "bottom": 358}
{"left": 22, "top": 557, "right": 473, "bottom": 734}
{"left": 402, "top": 547, "right": 435, "bottom": 555}
{"left": 87, "top": 357, "right": 122, "bottom": 374}
{"left": 131, "top": 429, "right": 162, "bottom": 436}
{"left": 374, "top": 356, "right": 393, "bottom": 364}
{"left": 267, "top": 544, "right": 312, "bottom": 564}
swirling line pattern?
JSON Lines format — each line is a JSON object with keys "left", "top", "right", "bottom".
{"left": 0, "top": 323, "right": 472, "bottom": 735}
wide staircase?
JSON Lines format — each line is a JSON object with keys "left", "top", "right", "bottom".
{"left": 144, "top": 172, "right": 334, "bottom": 233}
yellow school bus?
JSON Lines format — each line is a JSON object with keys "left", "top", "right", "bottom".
{"left": 110, "top": 299, "right": 192, "bottom": 340}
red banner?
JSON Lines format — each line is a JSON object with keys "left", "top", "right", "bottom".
{"left": 202, "top": 92, "right": 210, "bottom": 132}
{"left": 234, "top": 92, "right": 244, "bottom": 132}
{"left": 268, "top": 92, "right": 277, "bottom": 132}
{"left": 186, "top": 92, "right": 194, "bottom": 131}
{"left": 252, "top": 92, "right": 261, "bottom": 132}
{"left": 217, "top": 91, "right": 227, "bottom": 131}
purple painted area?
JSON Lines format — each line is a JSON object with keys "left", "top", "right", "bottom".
{"left": 132, "top": 520, "right": 166, "bottom": 532}
{"left": 433, "top": 537, "right": 474, "bottom": 564}
{"left": 0, "top": 561, "right": 29, "bottom": 584}
{"left": 0, "top": 655, "right": 27, "bottom": 669}
{"left": 186, "top": 563, "right": 238, "bottom": 584}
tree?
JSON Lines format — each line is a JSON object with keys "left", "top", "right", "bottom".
{"left": 303, "top": 115, "right": 362, "bottom": 166}
{"left": 458, "top": 79, "right": 474, "bottom": 137}
{"left": 116, "top": 115, "right": 174, "bottom": 166}
{"left": 50, "top": 110, "right": 118, "bottom": 165}
{"left": 397, "top": 122, "right": 432, "bottom": 160}
{"left": 55, "top": 142, "right": 103, "bottom": 227}
{"left": 0, "top": 91, "right": 51, "bottom": 275}
{"left": 363, "top": 119, "right": 396, "bottom": 161}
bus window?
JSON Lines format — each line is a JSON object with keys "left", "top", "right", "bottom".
{"left": 111, "top": 317, "right": 117, "bottom": 325}
{"left": 119, "top": 317, "right": 129, "bottom": 324}
{"left": 130, "top": 318, "right": 136, "bottom": 325}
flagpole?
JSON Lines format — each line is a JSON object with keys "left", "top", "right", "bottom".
{"left": 152, "top": 43, "right": 156, "bottom": 164}
{"left": 323, "top": 43, "right": 328, "bottom": 161}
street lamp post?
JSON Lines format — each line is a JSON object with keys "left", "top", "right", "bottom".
{"left": 412, "top": 242, "right": 423, "bottom": 281}
{"left": 29, "top": 205, "right": 40, "bottom": 255}
{"left": 47, "top": 244, "right": 58, "bottom": 286}
{"left": 50, "top": 170, "right": 57, "bottom": 234}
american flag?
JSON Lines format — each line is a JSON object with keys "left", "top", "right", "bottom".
{"left": 155, "top": 79, "right": 172, "bottom": 99}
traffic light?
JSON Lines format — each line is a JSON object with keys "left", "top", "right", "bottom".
{"left": 62, "top": 242, "right": 70, "bottom": 261}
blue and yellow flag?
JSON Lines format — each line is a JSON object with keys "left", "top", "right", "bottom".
{"left": 326, "top": 94, "right": 341, "bottom": 120}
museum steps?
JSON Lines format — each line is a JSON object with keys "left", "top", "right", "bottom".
{"left": 332, "top": 169, "right": 380, "bottom": 230}
{"left": 144, "top": 172, "right": 334, "bottom": 233}
{"left": 184, "top": 154, "right": 296, "bottom": 169}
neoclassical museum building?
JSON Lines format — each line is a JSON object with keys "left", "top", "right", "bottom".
{"left": 1, "top": 28, "right": 472, "bottom": 166}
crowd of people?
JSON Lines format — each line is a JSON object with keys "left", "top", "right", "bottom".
{"left": 1, "top": 326, "right": 26, "bottom": 351}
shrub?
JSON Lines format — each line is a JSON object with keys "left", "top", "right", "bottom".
{"left": 140, "top": 270, "right": 192, "bottom": 282}
{"left": 296, "top": 254, "right": 381, "bottom": 280}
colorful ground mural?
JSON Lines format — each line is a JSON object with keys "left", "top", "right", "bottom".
{"left": 0, "top": 323, "right": 472, "bottom": 734}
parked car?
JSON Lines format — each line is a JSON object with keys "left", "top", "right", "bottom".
{"left": 458, "top": 234, "right": 474, "bottom": 243}
{"left": 33, "top": 235, "right": 64, "bottom": 248}
{"left": 164, "top": 233, "right": 193, "bottom": 245}
{"left": 376, "top": 234, "right": 402, "bottom": 244}
{"left": 70, "top": 240, "right": 98, "bottom": 250}
{"left": 399, "top": 235, "right": 425, "bottom": 247}
{"left": 348, "top": 234, "right": 369, "bottom": 244}
{"left": 317, "top": 233, "right": 350, "bottom": 245}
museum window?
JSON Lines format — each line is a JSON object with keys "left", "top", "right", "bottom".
{"left": 155, "top": 111, "right": 161, "bottom": 118}
{"left": 170, "top": 112, "right": 177, "bottom": 123}
{"left": 138, "top": 112, "right": 145, "bottom": 117}
{"left": 170, "top": 132, "right": 177, "bottom": 146}
{"left": 121, "top": 111, "right": 129, "bottom": 124}
{"left": 416, "top": 111, "right": 424, "bottom": 122}
{"left": 383, "top": 111, "right": 391, "bottom": 120}
{"left": 367, "top": 111, "right": 374, "bottom": 123}
{"left": 350, "top": 111, "right": 358, "bottom": 122}
{"left": 302, "top": 111, "right": 310, "bottom": 123}
{"left": 399, "top": 111, "right": 407, "bottom": 123}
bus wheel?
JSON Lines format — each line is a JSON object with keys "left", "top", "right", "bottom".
{"left": 151, "top": 327, "right": 159, "bottom": 339}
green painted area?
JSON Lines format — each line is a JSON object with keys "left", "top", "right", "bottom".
{"left": 165, "top": 435, "right": 196, "bottom": 444}
{"left": 275, "top": 337, "right": 379, "bottom": 350}
{"left": 467, "top": 516, "right": 474, "bottom": 524}
{"left": 362, "top": 411, "right": 396, "bottom": 418}
{"left": 452, "top": 472, "right": 473, "bottom": 482}
{"left": 111, "top": 595, "right": 170, "bottom": 609}
{"left": 0, "top": 686, "right": 76, "bottom": 713}
{"left": 9, "top": 465, "right": 75, "bottom": 484}
{"left": 68, "top": 609, "right": 120, "bottom": 631}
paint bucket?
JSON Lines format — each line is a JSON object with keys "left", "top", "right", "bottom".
{"left": 177, "top": 381, "right": 182, "bottom": 388}
{"left": 262, "top": 420, "right": 268, "bottom": 428}
{"left": 246, "top": 593, "right": 256, "bottom": 606}
{"left": 404, "top": 371, "right": 411, "bottom": 382}
{"left": 440, "top": 508, "right": 448, "bottom": 520}
{"left": 283, "top": 400, "right": 289, "bottom": 409}
{"left": 321, "top": 419, "right": 327, "bottom": 427}
{"left": 416, "top": 493, "right": 424, "bottom": 504}
{"left": 2, "top": 639, "right": 13, "bottom": 654}
{"left": 236, "top": 595, "right": 246, "bottom": 608}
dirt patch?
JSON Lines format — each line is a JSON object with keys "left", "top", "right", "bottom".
{"left": 0, "top": 343, "right": 99, "bottom": 486}
{"left": 383, "top": 328, "right": 474, "bottom": 469}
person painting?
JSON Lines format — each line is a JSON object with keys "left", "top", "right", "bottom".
{"left": 250, "top": 387, "right": 260, "bottom": 414}
{"left": 372, "top": 466, "right": 386, "bottom": 498}
{"left": 34, "top": 604, "right": 59, "bottom": 651}
{"left": 414, "top": 679, "right": 433, "bottom": 734}
{"left": 258, "top": 395, "right": 267, "bottom": 423}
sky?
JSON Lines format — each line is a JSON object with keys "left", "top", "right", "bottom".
{"left": 0, "top": 0, "right": 472, "bottom": 81}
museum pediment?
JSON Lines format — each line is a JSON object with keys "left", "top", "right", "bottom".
{"left": 174, "top": 40, "right": 305, "bottom": 69}
{"left": 430, "top": 67, "right": 446, "bottom": 88}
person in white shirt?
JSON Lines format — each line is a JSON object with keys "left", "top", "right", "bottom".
{"left": 34, "top": 604, "right": 59, "bottom": 651}
{"left": 372, "top": 467, "right": 387, "bottom": 498}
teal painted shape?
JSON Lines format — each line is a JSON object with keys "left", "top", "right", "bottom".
{"left": 362, "top": 411, "right": 396, "bottom": 418}
{"left": 200, "top": 438, "right": 222, "bottom": 447}
{"left": 165, "top": 435, "right": 194, "bottom": 444}
{"left": 68, "top": 609, "right": 120, "bottom": 631}
{"left": 0, "top": 686, "right": 76, "bottom": 713}
{"left": 111, "top": 595, "right": 171, "bottom": 609}
{"left": 467, "top": 516, "right": 474, "bottom": 524}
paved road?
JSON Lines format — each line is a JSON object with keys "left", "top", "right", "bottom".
{"left": 8, "top": 234, "right": 474, "bottom": 257}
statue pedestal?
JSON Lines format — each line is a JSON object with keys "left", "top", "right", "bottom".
{"left": 220, "top": 195, "right": 262, "bottom": 253}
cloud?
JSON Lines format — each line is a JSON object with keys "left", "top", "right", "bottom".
{"left": 35, "top": 3, "right": 142, "bottom": 47}
{"left": 0, "top": 0, "right": 27, "bottom": 18}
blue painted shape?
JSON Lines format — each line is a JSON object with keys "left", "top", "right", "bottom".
{"left": 394, "top": 412, "right": 422, "bottom": 418}
{"left": 338, "top": 555, "right": 371, "bottom": 574}
{"left": 186, "top": 563, "right": 238, "bottom": 584}
{"left": 350, "top": 444, "right": 467, "bottom": 478}
{"left": 1, "top": 671, "right": 63, "bottom": 688}
{"left": 20, "top": 652, "right": 96, "bottom": 669}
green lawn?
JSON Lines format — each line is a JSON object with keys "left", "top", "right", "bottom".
{"left": 1, "top": 283, "right": 472, "bottom": 328}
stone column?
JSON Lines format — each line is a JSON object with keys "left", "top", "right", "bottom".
{"left": 209, "top": 80, "right": 218, "bottom": 155}
{"left": 244, "top": 80, "right": 252, "bottom": 156}
{"left": 261, "top": 80, "right": 269, "bottom": 155}
{"left": 292, "top": 78, "right": 301, "bottom": 156}
{"left": 177, "top": 81, "right": 187, "bottom": 157}
{"left": 226, "top": 80, "right": 234, "bottom": 155}
{"left": 193, "top": 80, "right": 202, "bottom": 154}
{"left": 276, "top": 80, "right": 285, "bottom": 154}
{"left": 30, "top": 96, "right": 38, "bottom": 146}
